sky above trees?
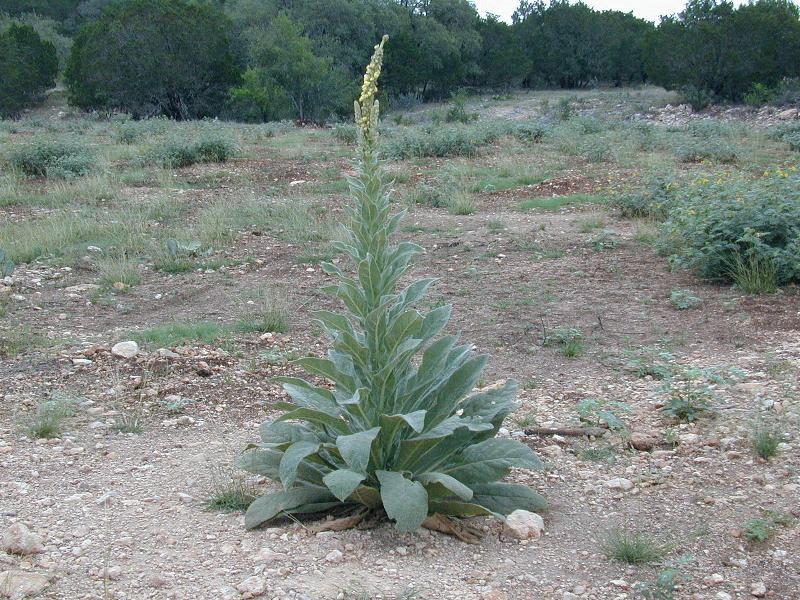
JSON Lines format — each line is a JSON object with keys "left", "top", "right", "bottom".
{"left": 474, "top": 0, "right": 749, "bottom": 22}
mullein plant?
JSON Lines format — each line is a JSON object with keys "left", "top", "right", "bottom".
{"left": 239, "top": 36, "right": 545, "bottom": 541}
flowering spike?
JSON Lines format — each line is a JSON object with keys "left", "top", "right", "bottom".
{"left": 356, "top": 35, "right": 388, "bottom": 151}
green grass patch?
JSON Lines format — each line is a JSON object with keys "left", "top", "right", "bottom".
{"left": 519, "top": 193, "right": 603, "bottom": 211}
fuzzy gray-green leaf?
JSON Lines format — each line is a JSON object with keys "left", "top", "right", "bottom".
{"left": 336, "top": 427, "right": 380, "bottom": 473}
{"left": 279, "top": 441, "right": 321, "bottom": 488}
{"left": 443, "top": 438, "right": 542, "bottom": 483}
{"left": 377, "top": 470, "right": 429, "bottom": 532}
{"left": 244, "top": 487, "right": 336, "bottom": 529}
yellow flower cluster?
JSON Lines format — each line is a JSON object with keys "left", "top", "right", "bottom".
{"left": 762, "top": 164, "right": 798, "bottom": 178}
{"left": 355, "top": 35, "right": 389, "bottom": 148}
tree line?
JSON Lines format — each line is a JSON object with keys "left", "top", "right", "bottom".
{"left": 1, "top": 0, "right": 799, "bottom": 119}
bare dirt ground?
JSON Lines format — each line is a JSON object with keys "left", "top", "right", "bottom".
{"left": 1, "top": 94, "right": 799, "bottom": 599}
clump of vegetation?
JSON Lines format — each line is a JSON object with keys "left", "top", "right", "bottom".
{"left": 613, "top": 176, "right": 674, "bottom": 220}
{"left": 444, "top": 190, "right": 477, "bottom": 215}
{"left": 591, "top": 229, "right": 618, "bottom": 252}
{"left": 236, "top": 286, "right": 291, "bottom": 334}
{"left": 602, "top": 528, "right": 670, "bottom": 564}
{"left": 674, "top": 139, "right": 737, "bottom": 164}
{"left": 404, "top": 183, "right": 444, "bottom": 208}
{"left": 751, "top": 424, "right": 783, "bottom": 460}
{"left": 659, "top": 170, "right": 800, "bottom": 288}
{"left": 543, "top": 326, "right": 584, "bottom": 357}
{"left": 25, "top": 393, "right": 78, "bottom": 439}
{"left": 575, "top": 398, "right": 629, "bottom": 431}
{"left": 743, "top": 511, "right": 794, "bottom": 543}
{"left": 0, "top": 248, "right": 15, "bottom": 278}
{"left": 669, "top": 289, "right": 702, "bottom": 310}
{"left": 10, "top": 141, "right": 94, "bottom": 179}
{"left": 113, "top": 409, "right": 144, "bottom": 434}
{"left": 206, "top": 463, "right": 258, "bottom": 512}
{"left": 384, "top": 126, "right": 485, "bottom": 159}
{"left": 662, "top": 382, "right": 715, "bottom": 422}
{"left": 132, "top": 321, "right": 227, "bottom": 348}
{"left": 239, "top": 39, "right": 544, "bottom": 539}
{"left": 332, "top": 123, "right": 357, "bottom": 145}
{"left": 0, "top": 24, "right": 58, "bottom": 117}
{"left": 445, "top": 92, "right": 478, "bottom": 124}
{"left": 147, "top": 137, "right": 234, "bottom": 168}
{"left": 727, "top": 253, "right": 778, "bottom": 294}
{"left": 659, "top": 364, "right": 743, "bottom": 422}
{"left": 625, "top": 347, "right": 675, "bottom": 380}
{"left": 511, "top": 121, "right": 548, "bottom": 144}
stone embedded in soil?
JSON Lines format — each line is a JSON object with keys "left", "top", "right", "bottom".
{"left": 0, "top": 570, "right": 50, "bottom": 598}
{"left": 236, "top": 575, "right": 266, "bottom": 597}
{"left": 750, "top": 581, "right": 767, "bottom": 597}
{"left": 1, "top": 523, "right": 44, "bottom": 556}
{"left": 503, "top": 510, "right": 545, "bottom": 540}
{"left": 111, "top": 341, "right": 139, "bottom": 359}
{"left": 604, "top": 478, "right": 634, "bottom": 491}
{"left": 325, "top": 549, "right": 343, "bottom": 562}
{"left": 630, "top": 432, "right": 657, "bottom": 451}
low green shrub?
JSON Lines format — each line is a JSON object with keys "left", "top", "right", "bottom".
{"left": 674, "top": 139, "right": 737, "bottom": 164}
{"left": 147, "top": 137, "right": 234, "bottom": 168}
{"left": 743, "top": 83, "right": 773, "bottom": 107}
{"left": 445, "top": 92, "right": 478, "bottom": 124}
{"left": 669, "top": 289, "right": 702, "bottom": 310}
{"left": 384, "top": 126, "right": 483, "bottom": 159}
{"left": 9, "top": 141, "right": 94, "bottom": 178}
{"left": 331, "top": 123, "right": 357, "bottom": 145}
{"left": 659, "top": 170, "right": 800, "bottom": 285}
{"left": 679, "top": 85, "right": 715, "bottom": 110}
{"left": 613, "top": 177, "right": 675, "bottom": 220}
{"left": 511, "top": 121, "right": 548, "bottom": 144}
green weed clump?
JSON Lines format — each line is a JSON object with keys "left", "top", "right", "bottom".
{"left": 659, "top": 169, "right": 800, "bottom": 288}
{"left": 674, "top": 139, "right": 738, "bottom": 164}
{"left": 132, "top": 322, "right": 227, "bottom": 348}
{"left": 147, "top": 137, "right": 234, "bottom": 168}
{"left": 332, "top": 123, "right": 357, "bottom": 145}
{"left": 743, "top": 511, "right": 794, "bottom": 543}
{"left": 751, "top": 424, "right": 783, "bottom": 459}
{"left": 25, "top": 393, "right": 78, "bottom": 439}
{"left": 235, "top": 287, "right": 291, "bottom": 334}
{"left": 543, "top": 326, "right": 584, "bottom": 357}
{"left": 384, "top": 126, "right": 486, "bottom": 159}
{"left": 613, "top": 176, "right": 675, "bottom": 220}
{"left": 445, "top": 92, "right": 478, "bottom": 124}
{"left": 10, "top": 140, "right": 94, "bottom": 178}
{"left": 669, "top": 289, "right": 702, "bottom": 310}
{"left": 602, "top": 528, "right": 670, "bottom": 564}
{"left": 239, "top": 39, "right": 544, "bottom": 537}
{"left": 206, "top": 463, "right": 257, "bottom": 512}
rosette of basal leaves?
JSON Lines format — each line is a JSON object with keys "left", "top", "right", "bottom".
{"left": 238, "top": 37, "right": 544, "bottom": 537}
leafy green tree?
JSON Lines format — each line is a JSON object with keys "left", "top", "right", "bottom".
{"left": 1, "top": 0, "right": 81, "bottom": 22}
{"left": 0, "top": 23, "right": 58, "bottom": 117}
{"left": 0, "top": 13, "right": 72, "bottom": 72}
{"left": 644, "top": 0, "right": 800, "bottom": 102}
{"left": 513, "top": 1, "right": 652, "bottom": 89}
{"left": 240, "top": 38, "right": 545, "bottom": 537}
{"left": 233, "top": 12, "right": 349, "bottom": 122}
{"left": 475, "top": 14, "right": 529, "bottom": 89}
{"left": 64, "top": 0, "right": 241, "bottom": 119}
